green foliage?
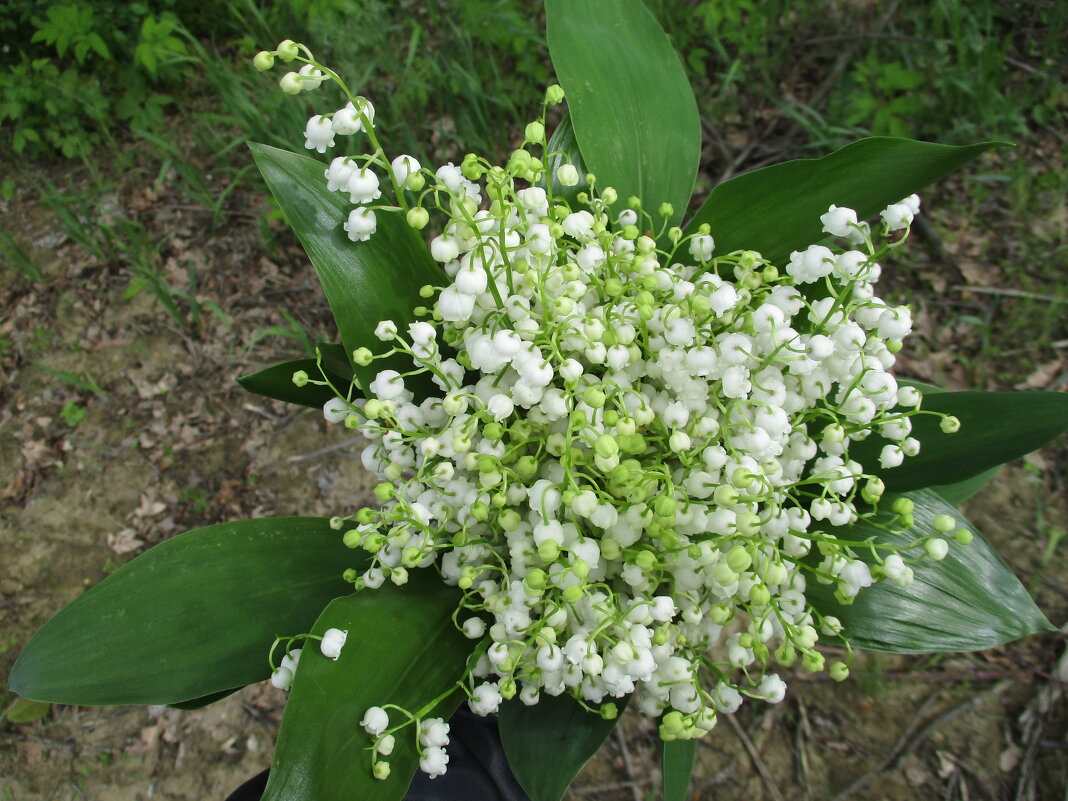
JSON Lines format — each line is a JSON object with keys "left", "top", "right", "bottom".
{"left": 262, "top": 582, "right": 470, "bottom": 801}
{"left": 808, "top": 490, "right": 1053, "bottom": 652}
{"left": 59, "top": 401, "right": 87, "bottom": 428}
{"left": 9, "top": 517, "right": 358, "bottom": 705}
{"left": 499, "top": 693, "right": 628, "bottom": 801}
{"left": 546, "top": 0, "right": 701, "bottom": 229}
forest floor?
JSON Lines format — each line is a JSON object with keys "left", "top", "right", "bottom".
{"left": 0, "top": 119, "right": 1066, "bottom": 801}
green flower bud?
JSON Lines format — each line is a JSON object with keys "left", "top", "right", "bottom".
{"left": 954, "top": 528, "right": 973, "bottom": 545}
{"left": 594, "top": 434, "right": 619, "bottom": 458}
{"left": 583, "top": 387, "right": 606, "bottom": 408}
{"left": 775, "top": 643, "right": 797, "bottom": 667}
{"left": 524, "top": 121, "right": 545, "bottom": 143}
{"left": 933, "top": 513, "right": 956, "bottom": 533}
{"left": 276, "top": 39, "right": 299, "bottom": 62}
{"left": 749, "top": 584, "right": 771, "bottom": 606}
{"left": 373, "top": 761, "right": 391, "bottom": 780}
{"left": 352, "top": 347, "right": 373, "bottom": 366}
{"left": 562, "top": 584, "right": 583, "bottom": 603}
{"left": 253, "top": 51, "right": 275, "bottom": 71}
{"left": 829, "top": 661, "right": 850, "bottom": 681}
{"left": 600, "top": 187, "right": 618, "bottom": 205}
{"left": 279, "top": 71, "right": 303, "bottom": 94}
{"left": 891, "top": 497, "right": 915, "bottom": 516}
{"left": 658, "top": 202, "right": 674, "bottom": 218}
{"left": 713, "top": 484, "right": 740, "bottom": 506}
{"left": 556, "top": 164, "right": 580, "bottom": 187}
{"left": 373, "top": 482, "right": 393, "bottom": 501}
{"left": 406, "top": 207, "right": 430, "bottom": 229}
{"left": 726, "top": 545, "right": 752, "bottom": 572}
{"left": 525, "top": 568, "right": 547, "bottom": 590}
{"left": 538, "top": 540, "right": 561, "bottom": 561}
{"left": 291, "top": 369, "right": 309, "bottom": 387}
{"left": 545, "top": 84, "right": 565, "bottom": 104}
{"left": 634, "top": 550, "right": 657, "bottom": 571}
{"left": 599, "top": 702, "right": 618, "bottom": 720}
{"left": 571, "top": 558, "right": 589, "bottom": 580}
{"left": 343, "top": 528, "right": 363, "bottom": 548}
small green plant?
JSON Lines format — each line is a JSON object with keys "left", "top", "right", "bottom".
{"left": 59, "top": 401, "right": 87, "bottom": 428}
{"left": 0, "top": 231, "right": 44, "bottom": 283}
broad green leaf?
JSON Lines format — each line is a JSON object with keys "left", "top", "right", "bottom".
{"left": 685, "top": 138, "right": 1004, "bottom": 263}
{"left": 168, "top": 687, "right": 241, "bottom": 711}
{"left": 660, "top": 738, "right": 697, "bottom": 801}
{"left": 852, "top": 390, "right": 1068, "bottom": 493}
{"left": 499, "top": 693, "right": 628, "bottom": 801}
{"left": 932, "top": 465, "right": 1000, "bottom": 507}
{"left": 543, "top": 114, "right": 589, "bottom": 208}
{"left": 808, "top": 489, "right": 1053, "bottom": 652}
{"left": 545, "top": 0, "right": 700, "bottom": 228}
{"left": 9, "top": 518, "right": 357, "bottom": 705}
{"left": 262, "top": 577, "right": 471, "bottom": 801}
{"left": 249, "top": 143, "right": 442, "bottom": 393}
{"left": 238, "top": 343, "right": 356, "bottom": 409}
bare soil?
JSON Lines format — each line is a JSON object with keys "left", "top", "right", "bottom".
{"left": 1, "top": 143, "right": 1065, "bottom": 801}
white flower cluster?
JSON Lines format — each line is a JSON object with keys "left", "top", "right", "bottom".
{"left": 257, "top": 44, "right": 966, "bottom": 782}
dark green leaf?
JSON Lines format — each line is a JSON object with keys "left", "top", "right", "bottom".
{"left": 932, "top": 465, "right": 1000, "bottom": 507}
{"left": 9, "top": 517, "right": 358, "bottom": 705}
{"left": 499, "top": 693, "right": 628, "bottom": 801}
{"left": 238, "top": 344, "right": 356, "bottom": 409}
{"left": 853, "top": 391, "right": 1068, "bottom": 493}
{"left": 685, "top": 138, "right": 1005, "bottom": 263}
{"left": 808, "top": 489, "right": 1053, "bottom": 652}
{"left": 543, "top": 114, "right": 589, "bottom": 208}
{"left": 660, "top": 738, "right": 697, "bottom": 801}
{"left": 262, "top": 577, "right": 471, "bottom": 801}
{"left": 546, "top": 0, "right": 700, "bottom": 228}
{"left": 249, "top": 143, "right": 442, "bottom": 393}
{"left": 168, "top": 687, "right": 242, "bottom": 711}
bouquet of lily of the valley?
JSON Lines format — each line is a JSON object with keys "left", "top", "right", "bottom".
{"left": 10, "top": 2, "right": 1065, "bottom": 800}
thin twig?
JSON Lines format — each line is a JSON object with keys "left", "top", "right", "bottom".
{"left": 725, "top": 713, "right": 785, "bottom": 801}
{"left": 286, "top": 437, "right": 362, "bottom": 463}
{"left": 830, "top": 690, "right": 942, "bottom": 801}
{"left": 612, "top": 725, "right": 643, "bottom": 801}
{"left": 956, "top": 285, "right": 1067, "bottom": 303}
{"left": 833, "top": 683, "right": 1012, "bottom": 801}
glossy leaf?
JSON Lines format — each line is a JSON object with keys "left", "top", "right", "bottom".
{"left": 932, "top": 465, "right": 1000, "bottom": 507}
{"left": 545, "top": 0, "right": 700, "bottom": 228}
{"left": 238, "top": 343, "right": 356, "bottom": 409}
{"left": 660, "top": 738, "right": 697, "bottom": 801}
{"left": 262, "top": 577, "right": 471, "bottom": 801}
{"left": 168, "top": 687, "right": 242, "bottom": 711}
{"left": 808, "top": 489, "right": 1053, "bottom": 652}
{"left": 853, "top": 390, "right": 1068, "bottom": 492}
{"left": 685, "top": 138, "right": 1004, "bottom": 262}
{"left": 9, "top": 517, "right": 357, "bottom": 705}
{"left": 499, "top": 693, "right": 628, "bottom": 801}
{"left": 543, "top": 114, "right": 589, "bottom": 208}
{"left": 249, "top": 143, "right": 441, "bottom": 393}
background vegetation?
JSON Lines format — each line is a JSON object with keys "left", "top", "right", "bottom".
{"left": 1, "top": 1, "right": 1065, "bottom": 798}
